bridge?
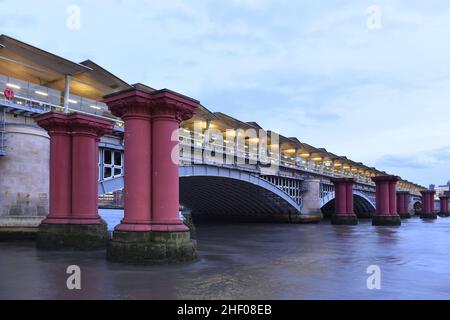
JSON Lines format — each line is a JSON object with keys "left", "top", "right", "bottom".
{"left": 97, "top": 117, "right": 424, "bottom": 223}
{"left": 1, "top": 34, "right": 448, "bottom": 265}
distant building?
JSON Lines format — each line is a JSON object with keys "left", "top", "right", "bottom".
{"left": 435, "top": 181, "right": 450, "bottom": 197}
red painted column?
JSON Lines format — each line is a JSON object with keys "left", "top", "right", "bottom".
{"left": 403, "top": 192, "right": 409, "bottom": 214}
{"left": 378, "top": 180, "right": 390, "bottom": 215}
{"left": 372, "top": 175, "right": 401, "bottom": 225}
{"left": 420, "top": 190, "right": 437, "bottom": 219}
{"left": 330, "top": 178, "right": 357, "bottom": 225}
{"left": 105, "top": 90, "right": 153, "bottom": 231}
{"left": 334, "top": 180, "right": 347, "bottom": 215}
{"left": 389, "top": 181, "right": 397, "bottom": 214}
{"left": 396, "top": 192, "right": 404, "bottom": 214}
{"left": 104, "top": 88, "right": 200, "bottom": 263}
{"left": 149, "top": 90, "right": 199, "bottom": 231}
{"left": 396, "top": 191, "right": 411, "bottom": 218}
{"left": 375, "top": 182, "right": 381, "bottom": 212}
{"left": 34, "top": 112, "right": 113, "bottom": 250}
{"left": 439, "top": 194, "right": 449, "bottom": 214}
{"left": 69, "top": 114, "right": 112, "bottom": 224}
{"left": 345, "top": 180, "right": 354, "bottom": 214}
{"left": 35, "top": 113, "right": 72, "bottom": 224}
{"left": 420, "top": 191, "right": 430, "bottom": 213}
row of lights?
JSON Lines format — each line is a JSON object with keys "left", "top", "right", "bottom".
{"left": 180, "top": 126, "right": 420, "bottom": 188}
{"left": 5, "top": 83, "right": 102, "bottom": 110}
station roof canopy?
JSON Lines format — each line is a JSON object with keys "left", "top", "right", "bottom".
{"left": 0, "top": 34, "right": 131, "bottom": 100}
{"left": 214, "top": 112, "right": 258, "bottom": 130}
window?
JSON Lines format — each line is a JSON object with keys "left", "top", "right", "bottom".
{"left": 101, "top": 149, "right": 123, "bottom": 180}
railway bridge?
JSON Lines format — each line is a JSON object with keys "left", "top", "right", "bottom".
{"left": 1, "top": 34, "right": 446, "bottom": 264}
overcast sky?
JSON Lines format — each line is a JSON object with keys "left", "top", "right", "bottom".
{"left": 1, "top": 0, "right": 449, "bottom": 187}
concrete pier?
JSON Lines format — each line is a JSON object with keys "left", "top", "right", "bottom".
{"left": 0, "top": 116, "right": 49, "bottom": 239}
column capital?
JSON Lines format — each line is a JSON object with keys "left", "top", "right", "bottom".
{"left": 104, "top": 88, "right": 153, "bottom": 119}
{"left": 69, "top": 113, "right": 113, "bottom": 137}
{"left": 149, "top": 89, "right": 200, "bottom": 122}
{"left": 420, "top": 190, "right": 436, "bottom": 195}
{"left": 35, "top": 112, "right": 71, "bottom": 134}
{"left": 397, "top": 191, "right": 410, "bottom": 195}
{"left": 372, "top": 175, "right": 399, "bottom": 183}
{"left": 439, "top": 195, "right": 450, "bottom": 200}
{"left": 35, "top": 112, "right": 113, "bottom": 137}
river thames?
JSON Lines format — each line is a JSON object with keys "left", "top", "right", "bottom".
{"left": 1, "top": 209, "right": 450, "bottom": 300}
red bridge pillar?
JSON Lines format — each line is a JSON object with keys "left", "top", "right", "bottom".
{"left": 420, "top": 190, "right": 437, "bottom": 219}
{"left": 439, "top": 193, "right": 449, "bottom": 217}
{"left": 104, "top": 88, "right": 199, "bottom": 264}
{"left": 35, "top": 112, "right": 113, "bottom": 250}
{"left": 371, "top": 175, "right": 401, "bottom": 226}
{"left": 330, "top": 178, "right": 358, "bottom": 225}
{"left": 106, "top": 90, "right": 153, "bottom": 231}
{"left": 396, "top": 191, "right": 411, "bottom": 219}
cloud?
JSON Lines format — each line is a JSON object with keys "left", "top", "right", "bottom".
{"left": 1, "top": 0, "right": 450, "bottom": 186}
{"left": 377, "top": 155, "right": 430, "bottom": 169}
{"left": 375, "top": 146, "right": 450, "bottom": 185}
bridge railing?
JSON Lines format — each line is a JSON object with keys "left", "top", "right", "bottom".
{"left": 0, "top": 73, "right": 124, "bottom": 131}
{"left": 178, "top": 131, "right": 379, "bottom": 187}
{"left": 99, "top": 130, "right": 414, "bottom": 197}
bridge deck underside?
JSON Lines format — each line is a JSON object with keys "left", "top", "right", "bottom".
{"left": 180, "top": 176, "right": 299, "bottom": 222}
{"left": 321, "top": 194, "right": 376, "bottom": 219}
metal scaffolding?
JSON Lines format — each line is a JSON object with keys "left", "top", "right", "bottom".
{"left": 0, "top": 106, "right": 5, "bottom": 156}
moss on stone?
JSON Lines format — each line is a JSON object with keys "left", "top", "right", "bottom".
{"left": 36, "top": 223, "right": 109, "bottom": 250}
{"left": 331, "top": 215, "right": 358, "bottom": 225}
{"left": 107, "top": 230, "right": 197, "bottom": 265}
{"left": 372, "top": 215, "right": 402, "bottom": 226}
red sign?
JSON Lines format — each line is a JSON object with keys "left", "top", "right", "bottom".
{"left": 4, "top": 87, "right": 14, "bottom": 100}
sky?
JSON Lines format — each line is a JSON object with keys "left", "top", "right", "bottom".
{"left": 1, "top": 0, "right": 449, "bottom": 187}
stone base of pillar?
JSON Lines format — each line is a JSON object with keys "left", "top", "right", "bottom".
{"left": 438, "top": 212, "right": 450, "bottom": 217}
{"left": 420, "top": 212, "right": 437, "bottom": 219}
{"left": 398, "top": 212, "right": 412, "bottom": 219}
{"left": 36, "top": 222, "right": 109, "bottom": 250}
{"left": 372, "top": 214, "right": 401, "bottom": 226}
{"left": 288, "top": 213, "right": 322, "bottom": 224}
{"left": 107, "top": 231, "right": 197, "bottom": 264}
{"left": 331, "top": 214, "right": 358, "bottom": 225}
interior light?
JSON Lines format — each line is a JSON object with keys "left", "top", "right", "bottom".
{"left": 6, "top": 83, "right": 21, "bottom": 89}
{"left": 35, "top": 90, "right": 48, "bottom": 96}
{"left": 299, "top": 153, "right": 310, "bottom": 158}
